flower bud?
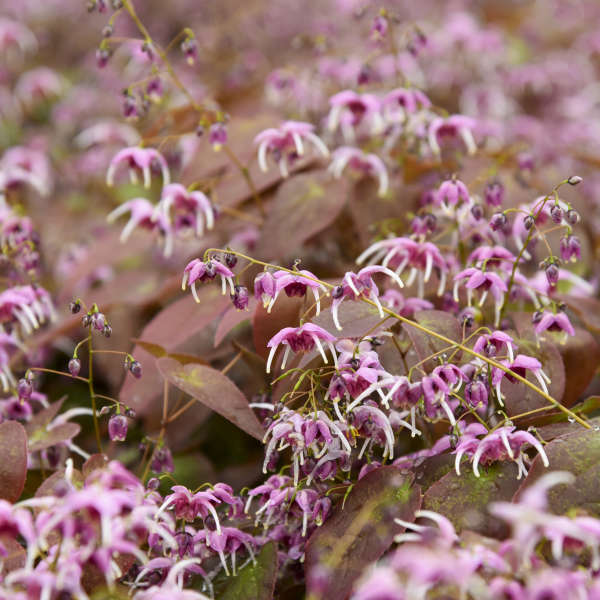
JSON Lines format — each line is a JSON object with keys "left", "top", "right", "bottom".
{"left": 209, "top": 123, "right": 227, "bottom": 149}
{"left": 103, "top": 324, "right": 112, "bottom": 338}
{"left": 566, "top": 209, "right": 580, "bottom": 225}
{"left": 108, "top": 414, "right": 128, "bottom": 442}
{"left": 17, "top": 378, "right": 32, "bottom": 400}
{"left": 69, "top": 300, "right": 81, "bottom": 314}
{"left": 68, "top": 358, "right": 81, "bottom": 377}
{"left": 92, "top": 313, "right": 105, "bottom": 331}
{"left": 524, "top": 215, "right": 534, "bottom": 230}
{"left": 231, "top": 285, "right": 249, "bottom": 310}
{"left": 129, "top": 360, "right": 143, "bottom": 379}
{"left": 465, "top": 379, "right": 488, "bottom": 408}
{"left": 489, "top": 212, "right": 507, "bottom": 231}
{"left": 470, "top": 204, "right": 484, "bottom": 221}
{"left": 545, "top": 263, "right": 559, "bottom": 286}
{"left": 550, "top": 205, "right": 563, "bottom": 224}
{"left": 82, "top": 314, "right": 91, "bottom": 327}
{"left": 224, "top": 252, "right": 238, "bottom": 269}
{"left": 484, "top": 180, "right": 504, "bottom": 207}
{"left": 567, "top": 175, "right": 583, "bottom": 186}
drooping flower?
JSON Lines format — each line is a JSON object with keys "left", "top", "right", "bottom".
{"left": 428, "top": 114, "right": 477, "bottom": 155}
{"left": 534, "top": 310, "right": 575, "bottom": 340}
{"left": 255, "top": 121, "right": 329, "bottom": 177}
{"left": 181, "top": 259, "right": 235, "bottom": 301}
{"left": 329, "top": 146, "right": 389, "bottom": 196}
{"left": 106, "top": 147, "right": 170, "bottom": 188}
{"left": 453, "top": 267, "right": 507, "bottom": 325}
{"left": 254, "top": 269, "right": 326, "bottom": 315}
{"left": 327, "top": 90, "right": 384, "bottom": 140}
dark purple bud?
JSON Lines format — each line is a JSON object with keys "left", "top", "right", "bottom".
{"left": 524, "top": 215, "right": 535, "bottom": 230}
{"left": 69, "top": 300, "right": 81, "bottom": 314}
{"left": 465, "top": 380, "right": 488, "bottom": 408}
{"left": 122, "top": 94, "right": 138, "bottom": 119}
{"left": 125, "top": 407, "right": 136, "bottom": 418}
{"left": 147, "top": 477, "right": 160, "bottom": 491}
{"left": 545, "top": 263, "right": 560, "bottom": 286}
{"left": 102, "top": 24, "right": 114, "bottom": 38}
{"left": 566, "top": 209, "right": 580, "bottom": 225}
{"left": 231, "top": 285, "right": 249, "bottom": 310}
{"left": 68, "top": 358, "right": 81, "bottom": 377}
{"left": 224, "top": 252, "right": 238, "bottom": 268}
{"left": 95, "top": 48, "right": 112, "bottom": 69}
{"left": 181, "top": 37, "right": 198, "bottom": 65}
{"left": 103, "top": 324, "right": 112, "bottom": 338}
{"left": 550, "top": 205, "right": 563, "bottom": 224}
{"left": 532, "top": 310, "right": 543, "bottom": 324}
{"left": 82, "top": 314, "right": 91, "bottom": 328}
{"left": 195, "top": 125, "right": 205, "bottom": 137}
{"left": 470, "top": 204, "right": 484, "bottom": 221}
{"left": 130, "top": 360, "right": 143, "bottom": 379}
{"left": 423, "top": 213, "right": 437, "bottom": 232}
{"left": 108, "top": 414, "right": 128, "bottom": 442}
{"left": 17, "top": 378, "right": 32, "bottom": 400}
{"left": 490, "top": 212, "right": 507, "bottom": 231}
{"left": 568, "top": 175, "right": 583, "bottom": 186}
{"left": 151, "top": 446, "right": 174, "bottom": 473}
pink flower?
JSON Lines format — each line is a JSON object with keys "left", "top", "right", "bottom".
{"left": 453, "top": 267, "right": 507, "bottom": 325}
{"left": 106, "top": 147, "right": 170, "bottom": 188}
{"left": 491, "top": 354, "right": 551, "bottom": 400}
{"left": 155, "top": 183, "right": 215, "bottom": 237}
{"left": 255, "top": 121, "right": 329, "bottom": 177}
{"left": 266, "top": 323, "right": 337, "bottom": 373}
{"left": 472, "top": 330, "right": 516, "bottom": 361}
{"left": 435, "top": 178, "right": 471, "bottom": 213}
{"left": 534, "top": 311, "right": 575, "bottom": 338}
{"left": 329, "top": 146, "right": 389, "bottom": 196}
{"left": 428, "top": 115, "right": 477, "bottom": 155}
{"left": 0, "top": 18, "right": 37, "bottom": 56}
{"left": 256, "top": 269, "right": 326, "bottom": 315}
{"left": 381, "top": 87, "right": 431, "bottom": 123}
{"left": 74, "top": 120, "right": 140, "bottom": 149}
{"left": 467, "top": 245, "right": 516, "bottom": 271}
{"left": 327, "top": 90, "right": 384, "bottom": 140}
{"left": 182, "top": 259, "right": 235, "bottom": 301}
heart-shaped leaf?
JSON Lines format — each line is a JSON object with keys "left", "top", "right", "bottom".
{"left": 0, "top": 421, "right": 28, "bottom": 502}
{"left": 157, "top": 357, "right": 263, "bottom": 440}
{"left": 305, "top": 467, "right": 421, "bottom": 600}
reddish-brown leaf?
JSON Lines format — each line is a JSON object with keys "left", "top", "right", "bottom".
{"left": 215, "top": 299, "right": 257, "bottom": 347}
{"left": 0, "top": 421, "right": 28, "bottom": 502}
{"left": 157, "top": 357, "right": 263, "bottom": 440}
{"left": 305, "top": 467, "right": 421, "bottom": 600}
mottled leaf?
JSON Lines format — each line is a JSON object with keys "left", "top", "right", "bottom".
{"left": 0, "top": 421, "right": 28, "bottom": 502}
{"left": 157, "top": 357, "right": 263, "bottom": 440}
{"left": 28, "top": 422, "right": 81, "bottom": 453}
{"left": 423, "top": 461, "right": 521, "bottom": 538}
{"left": 403, "top": 310, "right": 462, "bottom": 372}
{"left": 254, "top": 170, "right": 348, "bottom": 259}
{"left": 0, "top": 535, "right": 26, "bottom": 575}
{"left": 305, "top": 467, "right": 421, "bottom": 600}
{"left": 35, "top": 468, "right": 84, "bottom": 497}
{"left": 514, "top": 426, "right": 600, "bottom": 516}
{"left": 220, "top": 541, "right": 278, "bottom": 600}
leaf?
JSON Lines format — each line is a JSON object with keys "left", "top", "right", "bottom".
{"left": 514, "top": 426, "right": 600, "bottom": 516}
{"left": 120, "top": 287, "right": 230, "bottom": 414}
{"left": 403, "top": 310, "right": 462, "bottom": 372}
{"left": 157, "top": 357, "right": 264, "bottom": 440}
{"left": 0, "top": 535, "right": 26, "bottom": 575}
{"left": 312, "top": 300, "right": 397, "bottom": 339}
{"left": 305, "top": 467, "right": 421, "bottom": 600}
{"left": 555, "top": 294, "right": 600, "bottom": 335}
{"left": 557, "top": 326, "right": 600, "bottom": 408}
{"left": 0, "top": 421, "right": 28, "bottom": 502}
{"left": 23, "top": 397, "right": 65, "bottom": 434}
{"left": 423, "top": 461, "right": 522, "bottom": 538}
{"left": 252, "top": 293, "right": 303, "bottom": 361}
{"left": 82, "top": 453, "right": 110, "bottom": 478}
{"left": 35, "top": 468, "right": 84, "bottom": 497}
{"left": 131, "top": 340, "right": 167, "bottom": 358}
{"left": 215, "top": 299, "right": 257, "bottom": 347}
{"left": 254, "top": 170, "right": 349, "bottom": 260}
{"left": 219, "top": 542, "right": 278, "bottom": 600}
{"left": 27, "top": 423, "right": 81, "bottom": 452}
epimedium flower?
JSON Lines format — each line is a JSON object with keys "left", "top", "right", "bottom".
{"left": 254, "top": 269, "right": 326, "bottom": 315}
{"left": 326, "top": 90, "right": 384, "bottom": 140}
{"left": 472, "top": 330, "right": 516, "bottom": 362}
{"left": 330, "top": 266, "right": 404, "bottom": 330}
{"left": 560, "top": 234, "right": 581, "bottom": 263}
{"left": 106, "top": 146, "right": 170, "bottom": 189}
{"left": 453, "top": 267, "right": 508, "bottom": 325}
{"left": 74, "top": 120, "right": 141, "bottom": 149}
{"left": 356, "top": 237, "right": 448, "bottom": 298}
{"left": 254, "top": 121, "right": 329, "bottom": 177}
{"left": 182, "top": 259, "right": 235, "bottom": 301}
{"left": 457, "top": 425, "right": 549, "bottom": 478}
{"left": 265, "top": 323, "right": 337, "bottom": 374}
{"left": 534, "top": 310, "right": 575, "bottom": 340}
{"left": 154, "top": 183, "right": 216, "bottom": 238}
{"left": 491, "top": 353, "right": 551, "bottom": 401}
{"left": 0, "top": 284, "right": 55, "bottom": 337}
{"left": 435, "top": 178, "right": 471, "bottom": 214}
{"left": 467, "top": 245, "right": 516, "bottom": 271}
{"left": 329, "top": 146, "right": 389, "bottom": 197}
{"left": 380, "top": 289, "right": 433, "bottom": 317}
{"left": 381, "top": 87, "right": 431, "bottom": 124}
{"left": 427, "top": 114, "right": 477, "bottom": 156}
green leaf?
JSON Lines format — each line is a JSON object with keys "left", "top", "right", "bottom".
{"left": 219, "top": 542, "right": 278, "bottom": 600}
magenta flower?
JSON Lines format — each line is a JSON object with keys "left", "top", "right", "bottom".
{"left": 467, "top": 246, "right": 516, "bottom": 271}
{"left": 106, "top": 147, "right": 170, "bottom": 188}
{"left": 266, "top": 323, "right": 337, "bottom": 373}
{"left": 255, "top": 121, "right": 329, "bottom": 177}
{"left": 256, "top": 269, "right": 325, "bottom": 315}
{"left": 159, "top": 485, "right": 222, "bottom": 531}
{"left": 1, "top": 146, "right": 53, "bottom": 197}
{"left": 534, "top": 310, "right": 575, "bottom": 339}
{"left": 107, "top": 198, "right": 173, "bottom": 253}
{"left": 381, "top": 289, "right": 433, "bottom": 317}
{"left": 428, "top": 115, "right": 477, "bottom": 156}
{"left": 381, "top": 87, "right": 431, "bottom": 123}
{"left": 357, "top": 237, "right": 448, "bottom": 297}
{"left": 329, "top": 146, "right": 389, "bottom": 196}
{"left": 155, "top": 183, "right": 215, "bottom": 237}
{"left": 453, "top": 267, "right": 507, "bottom": 325}
{"left": 182, "top": 259, "right": 235, "bottom": 301}
{"left": 330, "top": 266, "right": 404, "bottom": 330}
{"left": 327, "top": 90, "right": 384, "bottom": 140}
{"left": 473, "top": 330, "right": 516, "bottom": 361}
{"left": 0, "top": 285, "right": 55, "bottom": 337}
{"left": 492, "top": 353, "right": 551, "bottom": 400}
{"left": 435, "top": 178, "right": 471, "bottom": 213}
{"left": 350, "top": 404, "right": 396, "bottom": 459}
{"left": 560, "top": 234, "right": 581, "bottom": 263}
